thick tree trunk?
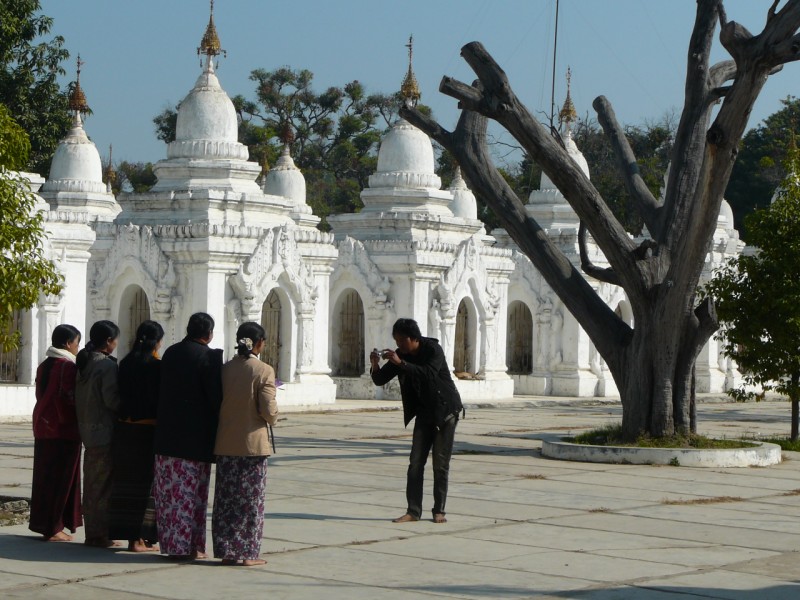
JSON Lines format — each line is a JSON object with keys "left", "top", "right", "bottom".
{"left": 614, "top": 294, "right": 700, "bottom": 440}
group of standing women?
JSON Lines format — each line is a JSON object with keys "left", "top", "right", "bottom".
{"left": 29, "top": 313, "right": 278, "bottom": 567}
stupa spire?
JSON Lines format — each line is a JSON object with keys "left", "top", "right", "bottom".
{"left": 197, "top": 0, "right": 226, "bottom": 73}
{"left": 400, "top": 35, "right": 421, "bottom": 108}
{"left": 68, "top": 55, "right": 90, "bottom": 125}
{"left": 558, "top": 67, "right": 577, "bottom": 136}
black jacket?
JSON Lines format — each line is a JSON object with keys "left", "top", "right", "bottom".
{"left": 155, "top": 338, "right": 223, "bottom": 463}
{"left": 371, "top": 337, "right": 462, "bottom": 428}
{"left": 118, "top": 354, "right": 160, "bottom": 422}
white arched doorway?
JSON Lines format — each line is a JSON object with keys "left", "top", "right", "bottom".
{"left": 260, "top": 289, "right": 282, "bottom": 377}
{"left": 453, "top": 298, "right": 477, "bottom": 374}
{"left": 331, "top": 289, "right": 364, "bottom": 376}
{"left": 119, "top": 285, "right": 150, "bottom": 355}
{"left": 506, "top": 301, "right": 533, "bottom": 374}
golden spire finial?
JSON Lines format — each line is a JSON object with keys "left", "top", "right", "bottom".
{"left": 558, "top": 66, "right": 577, "bottom": 133}
{"left": 400, "top": 34, "right": 421, "bottom": 108}
{"left": 68, "top": 54, "right": 90, "bottom": 114}
{"left": 198, "top": 0, "right": 225, "bottom": 66}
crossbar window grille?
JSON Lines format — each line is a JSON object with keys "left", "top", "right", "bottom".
{"left": 453, "top": 300, "right": 469, "bottom": 373}
{"left": 260, "top": 290, "right": 281, "bottom": 373}
{"left": 336, "top": 290, "right": 364, "bottom": 376}
{"left": 0, "top": 311, "right": 21, "bottom": 382}
{"left": 507, "top": 301, "right": 533, "bottom": 374}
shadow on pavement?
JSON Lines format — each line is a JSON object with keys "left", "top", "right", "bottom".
{"left": 0, "top": 535, "right": 169, "bottom": 564}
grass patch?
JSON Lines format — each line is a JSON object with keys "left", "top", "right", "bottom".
{"left": 588, "top": 507, "right": 610, "bottom": 513}
{"left": 761, "top": 438, "right": 800, "bottom": 452}
{"left": 781, "top": 489, "right": 800, "bottom": 496}
{"left": 454, "top": 449, "right": 495, "bottom": 455}
{"left": 662, "top": 496, "right": 743, "bottom": 505}
{"left": 564, "top": 423, "right": 758, "bottom": 449}
{"left": 519, "top": 474, "right": 547, "bottom": 480}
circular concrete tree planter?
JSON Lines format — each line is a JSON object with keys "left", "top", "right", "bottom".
{"left": 541, "top": 440, "right": 782, "bottom": 467}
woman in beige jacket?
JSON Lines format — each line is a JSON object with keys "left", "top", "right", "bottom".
{"left": 212, "top": 322, "right": 277, "bottom": 567}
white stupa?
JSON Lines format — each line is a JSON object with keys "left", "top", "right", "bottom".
{"left": 150, "top": 4, "right": 261, "bottom": 194}
{"left": 527, "top": 68, "right": 585, "bottom": 230}
{"left": 263, "top": 126, "right": 319, "bottom": 229}
{"left": 449, "top": 167, "right": 478, "bottom": 219}
{"left": 358, "top": 38, "right": 453, "bottom": 216}
{"left": 41, "top": 56, "right": 118, "bottom": 218}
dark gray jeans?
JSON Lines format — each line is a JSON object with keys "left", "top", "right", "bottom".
{"left": 405, "top": 416, "right": 458, "bottom": 519}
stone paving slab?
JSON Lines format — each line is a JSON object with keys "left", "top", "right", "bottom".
{"left": 640, "top": 570, "right": 800, "bottom": 600}
{"left": 0, "top": 399, "right": 799, "bottom": 598}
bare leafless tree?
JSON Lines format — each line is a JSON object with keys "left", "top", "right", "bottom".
{"left": 401, "top": 0, "right": 800, "bottom": 439}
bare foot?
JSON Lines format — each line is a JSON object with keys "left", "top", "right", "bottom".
{"left": 392, "top": 513, "right": 419, "bottom": 523}
{"left": 221, "top": 559, "right": 239, "bottom": 566}
{"left": 190, "top": 550, "right": 208, "bottom": 560}
{"left": 433, "top": 513, "right": 447, "bottom": 524}
{"left": 243, "top": 559, "right": 267, "bottom": 567}
{"left": 84, "top": 537, "right": 121, "bottom": 548}
{"left": 45, "top": 531, "right": 73, "bottom": 542}
{"left": 128, "top": 539, "right": 159, "bottom": 552}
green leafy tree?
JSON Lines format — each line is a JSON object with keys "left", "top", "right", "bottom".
{"left": 0, "top": 0, "right": 71, "bottom": 175}
{"left": 705, "top": 146, "right": 800, "bottom": 440}
{"left": 726, "top": 96, "right": 800, "bottom": 238}
{"left": 114, "top": 161, "right": 157, "bottom": 194}
{"left": 0, "top": 104, "right": 62, "bottom": 350}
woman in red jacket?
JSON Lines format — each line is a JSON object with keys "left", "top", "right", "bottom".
{"left": 29, "top": 324, "right": 83, "bottom": 541}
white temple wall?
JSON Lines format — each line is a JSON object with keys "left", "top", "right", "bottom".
{"left": 17, "top": 309, "right": 38, "bottom": 386}
{"left": 306, "top": 266, "right": 335, "bottom": 379}
{"left": 410, "top": 277, "right": 433, "bottom": 334}
{"left": 55, "top": 251, "right": 91, "bottom": 339}
{"left": 207, "top": 267, "right": 232, "bottom": 355}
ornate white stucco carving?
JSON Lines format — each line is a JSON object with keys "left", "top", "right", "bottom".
{"left": 332, "top": 237, "right": 393, "bottom": 312}
{"left": 436, "top": 237, "right": 500, "bottom": 320}
{"left": 229, "top": 224, "right": 319, "bottom": 320}
{"left": 89, "top": 224, "right": 177, "bottom": 316}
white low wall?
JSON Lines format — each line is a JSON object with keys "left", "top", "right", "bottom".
{"left": 0, "top": 385, "right": 35, "bottom": 423}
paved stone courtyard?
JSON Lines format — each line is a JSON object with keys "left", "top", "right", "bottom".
{"left": 0, "top": 398, "right": 799, "bottom": 599}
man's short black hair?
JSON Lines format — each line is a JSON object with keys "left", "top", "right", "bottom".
{"left": 392, "top": 318, "right": 422, "bottom": 341}
{"left": 187, "top": 312, "right": 214, "bottom": 340}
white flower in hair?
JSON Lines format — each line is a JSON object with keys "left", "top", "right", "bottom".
{"left": 238, "top": 337, "right": 254, "bottom": 351}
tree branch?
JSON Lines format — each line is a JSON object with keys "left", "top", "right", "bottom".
{"left": 661, "top": 0, "right": 720, "bottom": 242}
{"left": 693, "top": 296, "right": 719, "bottom": 346}
{"left": 578, "top": 221, "right": 622, "bottom": 286}
{"left": 593, "top": 96, "right": 661, "bottom": 236}
{"left": 440, "top": 76, "right": 485, "bottom": 111}
{"left": 671, "top": 0, "right": 800, "bottom": 303}
{"left": 401, "top": 104, "right": 632, "bottom": 365}
{"left": 709, "top": 60, "right": 736, "bottom": 89}
{"left": 435, "top": 43, "right": 644, "bottom": 297}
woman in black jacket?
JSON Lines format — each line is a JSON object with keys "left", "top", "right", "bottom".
{"left": 153, "top": 313, "right": 222, "bottom": 560}
{"left": 108, "top": 320, "right": 164, "bottom": 552}
{"left": 370, "top": 318, "right": 462, "bottom": 524}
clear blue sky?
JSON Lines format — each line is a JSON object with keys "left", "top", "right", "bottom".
{"left": 41, "top": 0, "right": 797, "bottom": 168}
